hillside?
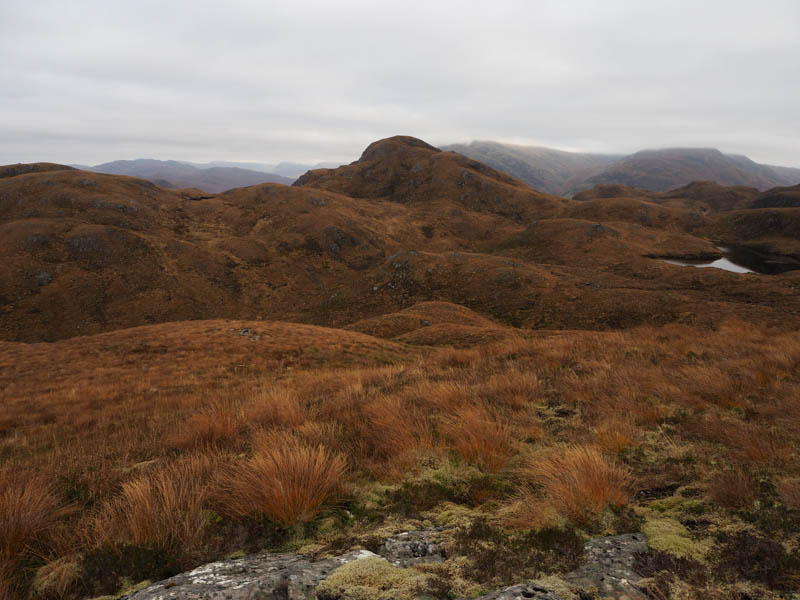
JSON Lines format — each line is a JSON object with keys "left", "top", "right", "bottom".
{"left": 584, "top": 148, "right": 800, "bottom": 193}
{"left": 85, "top": 159, "right": 293, "bottom": 192}
{"left": 446, "top": 141, "right": 800, "bottom": 196}
{"left": 442, "top": 141, "right": 618, "bottom": 196}
{"left": 3, "top": 136, "right": 800, "bottom": 344}
{"left": 3, "top": 137, "right": 800, "bottom": 599}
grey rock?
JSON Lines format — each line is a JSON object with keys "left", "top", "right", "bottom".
{"left": 379, "top": 529, "right": 445, "bottom": 567}
{"left": 564, "top": 533, "right": 648, "bottom": 600}
{"left": 35, "top": 271, "right": 53, "bottom": 286}
{"left": 67, "top": 235, "right": 101, "bottom": 253}
{"left": 420, "top": 319, "right": 432, "bottom": 327}
{"left": 121, "top": 550, "right": 378, "bottom": 600}
{"left": 117, "top": 531, "right": 649, "bottom": 600}
{"left": 470, "top": 583, "right": 565, "bottom": 600}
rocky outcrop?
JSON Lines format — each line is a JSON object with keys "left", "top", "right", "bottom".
{"left": 564, "top": 533, "right": 649, "bottom": 600}
{"left": 120, "top": 530, "right": 650, "bottom": 600}
{"left": 120, "top": 550, "right": 379, "bottom": 600}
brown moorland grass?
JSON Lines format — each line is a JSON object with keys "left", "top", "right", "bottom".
{"left": 218, "top": 431, "right": 347, "bottom": 525}
{"left": 93, "top": 454, "right": 219, "bottom": 556}
{"left": 441, "top": 405, "right": 513, "bottom": 473}
{"left": 1, "top": 317, "right": 800, "bottom": 597}
{"left": 522, "top": 445, "right": 633, "bottom": 525}
{"left": 0, "top": 473, "right": 73, "bottom": 599}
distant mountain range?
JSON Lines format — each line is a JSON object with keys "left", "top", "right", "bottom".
{"left": 178, "top": 160, "right": 341, "bottom": 180}
{"left": 444, "top": 141, "right": 800, "bottom": 196}
{"left": 71, "top": 159, "right": 295, "bottom": 193}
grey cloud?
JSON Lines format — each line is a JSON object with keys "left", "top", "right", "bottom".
{"left": 1, "top": 0, "right": 798, "bottom": 166}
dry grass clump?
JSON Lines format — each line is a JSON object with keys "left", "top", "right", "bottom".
{"left": 479, "top": 370, "right": 540, "bottom": 411}
{"left": 706, "top": 469, "right": 756, "bottom": 510}
{"left": 440, "top": 405, "right": 513, "bottom": 473}
{"left": 30, "top": 556, "right": 82, "bottom": 599}
{"left": 166, "top": 398, "right": 244, "bottom": 450}
{"left": 776, "top": 478, "right": 800, "bottom": 510}
{"left": 0, "top": 472, "right": 72, "bottom": 599}
{"left": 595, "top": 417, "right": 640, "bottom": 453}
{"left": 523, "top": 445, "right": 633, "bottom": 525}
{"left": 363, "top": 396, "right": 435, "bottom": 478}
{"left": 244, "top": 386, "right": 307, "bottom": 429}
{"left": 219, "top": 431, "right": 347, "bottom": 525}
{"left": 94, "top": 454, "right": 218, "bottom": 555}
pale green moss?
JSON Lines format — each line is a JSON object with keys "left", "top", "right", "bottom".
{"left": 422, "top": 501, "right": 484, "bottom": 527}
{"left": 118, "top": 578, "right": 153, "bottom": 596}
{"left": 87, "top": 578, "right": 152, "bottom": 600}
{"left": 648, "top": 495, "right": 704, "bottom": 517}
{"left": 316, "top": 557, "right": 438, "bottom": 600}
{"left": 642, "top": 518, "right": 710, "bottom": 561}
{"left": 223, "top": 549, "right": 248, "bottom": 560}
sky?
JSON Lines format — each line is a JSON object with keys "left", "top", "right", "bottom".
{"left": 1, "top": 0, "right": 799, "bottom": 167}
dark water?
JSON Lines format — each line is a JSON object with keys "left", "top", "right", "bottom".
{"left": 662, "top": 246, "right": 800, "bottom": 275}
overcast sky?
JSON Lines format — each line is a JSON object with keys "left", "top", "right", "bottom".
{"left": 1, "top": 0, "right": 799, "bottom": 166}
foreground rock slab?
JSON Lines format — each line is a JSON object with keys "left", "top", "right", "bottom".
{"left": 121, "top": 550, "right": 378, "bottom": 600}
{"left": 121, "top": 532, "right": 648, "bottom": 600}
{"left": 564, "top": 533, "right": 649, "bottom": 600}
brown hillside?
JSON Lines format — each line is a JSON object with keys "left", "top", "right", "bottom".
{"left": 0, "top": 162, "right": 76, "bottom": 179}
{"left": 4, "top": 137, "right": 800, "bottom": 343}
{"left": 294, "top": 135, "right": 569, "bottom": 220}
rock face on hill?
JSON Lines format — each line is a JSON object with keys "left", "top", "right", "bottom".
{"left": 3, "top": 136, "right": 800, "bottom": 343}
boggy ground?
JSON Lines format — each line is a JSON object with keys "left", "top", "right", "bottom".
{"left": 2, "top": 306, "right": 800, "bottom": 599}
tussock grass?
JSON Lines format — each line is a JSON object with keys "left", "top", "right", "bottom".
{"left": 441, "top": 405, "right": 513, "bottom": 473}
{"left": 219, "top": 432, "right": 347, "bottom": 525}
{"left": 94, "top": 454, "right": 218, "bottom": 555}
{"left": 2, "top": 318, "right": 800, "bottom": 596}
{"left": 0, "top": 473, "right": 72, "bottom": 599}
{"left": 523, "top": 445, "right": 633, "bottom": 525}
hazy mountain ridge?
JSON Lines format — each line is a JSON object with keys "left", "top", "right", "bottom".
{"left": 82, "top": 158, "right": 294, "bottom": 192}
{"left": 445, "top": 141, "right": 800, "bottom": 196}
{"left": 179, "top": 160, "right": 342, "bottom": 179}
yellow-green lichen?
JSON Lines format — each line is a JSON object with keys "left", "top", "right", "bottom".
{"left": 316, "top": 557, "right": 440, "bottom": 600}
{"left": 641, "top": 518, "right": 710, "bottom": 561}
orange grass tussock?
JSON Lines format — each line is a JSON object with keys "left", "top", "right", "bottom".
{"left": 0, "top": 474, "right": 73, "bottom": 599}
{"left": 441, "top": 405, "right": 514, "bottom": 473}
{"left": 219, "top": 431, "right": 347, "bottom": 525}
{"left": 94, "top": 454, "right": 218, "bottom": 555}
{"left": 523, "top": 445, "right": 633, "bottom": 525}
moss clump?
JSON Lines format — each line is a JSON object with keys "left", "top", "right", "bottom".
{"left": 648, "top": 494, "right": 706, "bottom": 518}
{"left": 641, "top": 518, "right": 709, "bottom": 561}
{"left": 316, "top": 557, "right": 446, "bottom": 600}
